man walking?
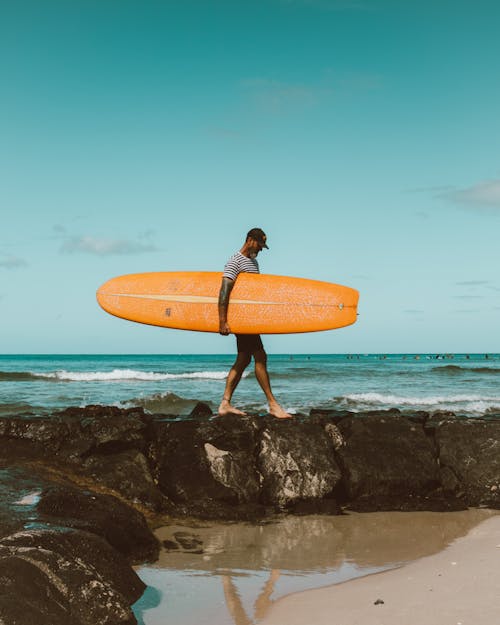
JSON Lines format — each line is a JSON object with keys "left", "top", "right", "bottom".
{"left": 218, "top": 228, "right": 292, "bottom": 419}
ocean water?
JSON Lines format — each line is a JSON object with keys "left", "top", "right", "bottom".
{"left": 1, "top": 353, "right": 500, "bottom": 418}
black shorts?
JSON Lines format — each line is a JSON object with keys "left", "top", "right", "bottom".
{"left": 236, "top": 334, "right": 264, "bottom": 355}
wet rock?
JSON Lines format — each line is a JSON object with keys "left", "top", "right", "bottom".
{"left": 436, "top": 419, "right": 500, "bottom": 507}
{"left": 81, "top": 449, "right": 167, "bottom": 511}
{"left": 335, "top": 414, "right": 441, "bottom": 509}
{"left": 309, "top": 408, "right": 355, "bottom": 424}
{"left": 149, "top": 415, "right": 262, "bottom": 518}
{"left": 258, "top": 420, "right": 342, "bottom": 509}
{"left": 0, "top": 465, "right": 51, "bottom": 539}
{"left": 0, "top": 406, "right": 150, "bottom": 464}
{"left": 204, "top": 442, "right": 260, "bottom": 503}
{"left": 0, "top": 408, "right": 168, "bottom": 512}
{"left": 189, "top": 402, "right": 213, "bottom": 418}
{"left": 290, "top": 498, "right": 342, "bottom": 515}
{"left": 58, "top": 406, "right": 150, "bottom": 461}
{"left": 173, "top": 531, "right": 203, "bottom": 551}
{"left": 324, "top": 422, "right": 345, "bottom": 450}
{"left": 0, "top": 526, "right": 144, "bottom": 625}
{"left": 2, "top": 406, "right": 500, "bottom": 523}
{"left": 37, "top": 485, "right": 159, "bottom": 563}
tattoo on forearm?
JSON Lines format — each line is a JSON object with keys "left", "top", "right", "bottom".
{"left": 218, "top": 279, "right": 234, "bottom": 308}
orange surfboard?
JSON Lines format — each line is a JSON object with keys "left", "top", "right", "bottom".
{"left": 96, "top": 272, "right": 359, "bottom": 334}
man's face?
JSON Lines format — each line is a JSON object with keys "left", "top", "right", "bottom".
{"left": 249, "top": 236, "right": 266, "bottom": 257}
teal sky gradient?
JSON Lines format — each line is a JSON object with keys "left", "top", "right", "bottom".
{"left": 2, "top": 0, "right": 500, "bottom": 353}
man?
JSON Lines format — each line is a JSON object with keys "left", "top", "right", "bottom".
{"left": 218, "top": 228, "right": 292, "bottom": 419}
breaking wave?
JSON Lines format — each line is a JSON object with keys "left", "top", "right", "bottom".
{"left": 336, "top": 392, "right": 500, "bottom": 416}
{"left": 432, "top": 365, "right": 500, "bottom": 375}
{"left": 1, "top": 369, "right": 230, "bottom": 382}
{"left": 123, "top": 392, "right": 214, "bottom": 415}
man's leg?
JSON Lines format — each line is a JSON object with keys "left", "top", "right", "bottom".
{"left": 254, "top": 349, "right": 292, "bottom": 419}
{"left": 218, "top": 351, "right": 251, "bottom": 416}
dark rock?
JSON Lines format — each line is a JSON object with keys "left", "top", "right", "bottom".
{"left": 0, "top": 407, "right": 169, "bottom": 512}
{"left": 0, "top": 406, "right": 150, "bottom": 465}
{"left": 290, "top": 498, "right": 342, "bottom": 515}
{"left": 81, "top": 449, "right": 167, "bottom": 511}
{"left": 162, "top": 539, "right": 179, "bottom": 551}
{"left": 56, "top": 406, "right": 150, "bottom": 461}
{"left": 149, "top": 415, "right": 262, "bottom": 518}
{"left": 173, "top": 531, "right": 203, "bottom": 550}
{"left": 309, "top": 409, "right": 355, "bottom": 424}
{"left": 0, "top": 526, "right": 144, "bottom": 625}
{"left": 2, "top": 405, "right": 500, "bottom": 524}
{"left": 258, "top": 420, "right": 342, "bottom": 509}
{"left": 37, "top": 485, "right": 159, "bottom": 563}
{"left": 405, "top": 411, "right": 432, "bottom": 426}
{"left": 425, "top": 412, "right": 460, "bottom": 434}
{"left": 0, "top": 556, "right": 70, "bottom": 625}
{"left": 436, "top": 419, "right": 500, "bottom": 507}
{"left": 189, "top": 402, "right": 213, "bottom": 418}
{"left": 0, "top": 465, "right": 52, "bottom": 539}
{"left": 336, "top": 414, "right": 441, "bottom": 509}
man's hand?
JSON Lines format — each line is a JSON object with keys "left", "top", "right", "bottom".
{"left": 219, "top": 321, "right": 231, "bottom": 336}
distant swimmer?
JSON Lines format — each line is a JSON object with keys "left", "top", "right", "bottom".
{"left": 217, "top": 228, "right": 291, "bottom": 419}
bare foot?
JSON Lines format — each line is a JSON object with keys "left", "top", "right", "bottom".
{"left": 218, "top": 399, "right": 247, "bottom": 416}
{"left": 268, "top": 403, "right": 293, "bottom": 419}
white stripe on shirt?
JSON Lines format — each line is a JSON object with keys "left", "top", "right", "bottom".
{"left": 223, "top": 252, "right": 260, "bottom": 281}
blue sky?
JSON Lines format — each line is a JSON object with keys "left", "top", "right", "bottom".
{"left": 1, "top": 0, "right": 500, "bottom": 354}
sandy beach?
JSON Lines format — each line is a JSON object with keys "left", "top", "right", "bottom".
{"left": 260, "top": 514, "right": 500, "bottom": 625}
{"left": 133, "top": 509, "right": 497, "bottom": 625}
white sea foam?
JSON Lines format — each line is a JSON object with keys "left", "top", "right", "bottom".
{"left": 34, "top": 369, "right": 231, "bottom": 382}
{"left": 339, "top": 392, "right": 500, "bottom": 415}
{"left": 14, "top": 491, "right": 42, "bottom": 506}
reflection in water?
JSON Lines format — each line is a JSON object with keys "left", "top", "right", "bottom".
{"left": 134, "top": 509, "right": 496, "bottom": 625}
{"left": 222, "top": 570, "right": 280, "bottom": 625}
{"left": 134, "top": 586, "right": 162, "bottom": 625}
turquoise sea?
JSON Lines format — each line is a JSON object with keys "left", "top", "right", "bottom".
{"left": 1, "top": 353, "right": 499, "bottom": 418}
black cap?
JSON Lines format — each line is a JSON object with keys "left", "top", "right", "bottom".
{"left": 246, "top": 227, "right": 269, "bottom": 249}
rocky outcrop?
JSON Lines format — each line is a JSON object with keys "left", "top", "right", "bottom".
{"left": 0, "top": 462, "right": 159, "bottom": 625}
{"left": 0, "top": 405, "right": 499, "bottom": 624}
{"left": 37, "top": 485, "right": 159, "bottom": 563}
{"left": 435, "top": 418, "right": 500, "bottom": 506}
{"left": 0, "top": 407, "right": 169, "bottom": 512}
{"left": 0, "top": 527, "right": 144, "bottom": 625}
{"left": 257, "top": 420, "right": 341, "bottom": 511}
{"left": 333, "top": 412, "right": 442, "bottom": 510}
{"left": 2, "top": 406, "right": 499, "bottom": 518}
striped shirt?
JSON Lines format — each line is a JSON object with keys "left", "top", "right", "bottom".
{"left": 223, "top": 252, "right": 260, "bottom": 281}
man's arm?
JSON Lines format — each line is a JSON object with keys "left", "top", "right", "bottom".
{"left": 218, "top": 277, "right": 235, "bottom": 335}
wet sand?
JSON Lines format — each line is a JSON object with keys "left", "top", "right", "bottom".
{"left": 134, "top": 509, "right": 496, "bottom": 625}
{"left": 261, "top": 513, "right": 500, "bottom": 625}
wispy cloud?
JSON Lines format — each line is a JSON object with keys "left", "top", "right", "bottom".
{"left": 241, "top": 78, "right": 327, "bottom": 114}
{"left": 455, "top": 280, "right": 490, "bottom": 286}
{"left": 60, "top": 235, "right": 158, "bottom": 256}
{"left": 0, "top": 255, "right": 28, "bottom": 269}
{"left": 453, "top": 280, "right": 500, "bottom": 295}
{"left": 438, "top": 179, "right": 500, "bottom": 210}
{"left": 240, "top": 70, "right": 381, "bottom": 116}
{"left": 452, "top": 295, "right": 485, "bottom": 300}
